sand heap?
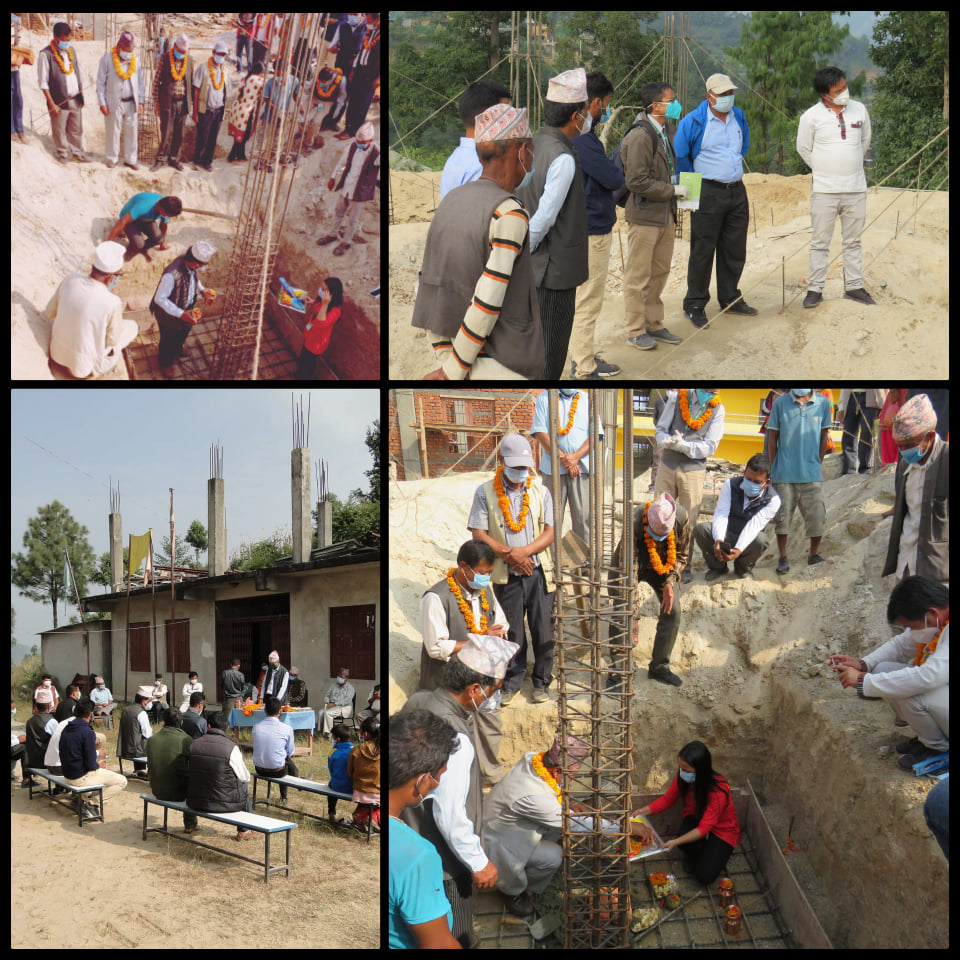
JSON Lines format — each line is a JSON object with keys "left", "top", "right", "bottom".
{"left": 11, "top": 19, "right": 380, "bottom": 379}
{"left": 388, "top": 168, "right": 948, "bottom": 378}
{"left": 388, "top": 461, "right": 949, "bottom": 949}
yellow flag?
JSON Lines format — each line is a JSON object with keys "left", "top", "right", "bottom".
{"left": 128, "top": 530, "right": 153, "bottom": 579}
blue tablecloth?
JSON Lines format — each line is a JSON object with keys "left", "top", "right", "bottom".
{"left": 228, "top": 708, "right": 316, "bottom": 732}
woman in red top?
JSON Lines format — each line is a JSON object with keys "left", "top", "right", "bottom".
{"left": 296, "top": 277, "right": 342, "bottom": 379}
{"left": 632, "top": 740, "right": 740, "bottom": 884}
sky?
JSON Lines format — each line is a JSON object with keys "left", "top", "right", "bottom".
{"left": 11, "top": 389, "right": 379, "bottom": 652}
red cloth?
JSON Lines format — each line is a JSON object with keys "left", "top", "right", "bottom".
{"left": 303, "top": 303, "right": 340, "bottom": 356}
{"left": 647, "top": 773, "right": 740, "bottom": 848}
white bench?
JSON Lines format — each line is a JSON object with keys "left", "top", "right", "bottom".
{"left": 140, "top": 794, "right": 297, "bottom": 883}
{"left": 25, "top": 767, "right": 104, "bottom": 827}
{"left": 252, "top": 773, "right": 379, "bottom": 843}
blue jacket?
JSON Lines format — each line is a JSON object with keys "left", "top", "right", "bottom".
{"left": 571, "top": 128, "right": 625, "bottom": 234}
{"left": 327, "top": 740, "right": 354, "bottom": 794}
{"left": 59, "top": 718, "right": 98, "bottom": 779}
{"left": 673, "top": 99, "right": 750, "bottom": 174}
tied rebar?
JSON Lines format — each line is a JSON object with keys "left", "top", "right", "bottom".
{"left": 549, "top": 389, "right": 636, "bottom": 949}
{"left": 209, "top": 440, "right": 224, "bottom": 479}
{"left": 110, "top": 476, "right": 120, "bottom": 514}
{"left": 292, "top": 393, "right": 311, "bottom": 448}
{"left": 316, "top": 458, "right": 328, "bottom": 503}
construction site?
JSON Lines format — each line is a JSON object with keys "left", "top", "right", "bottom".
{"left": 12, "top": 13, "right": 380, "bottom": 380}
{"left": 388, "top": 388, "right": 949, "bottom": 949}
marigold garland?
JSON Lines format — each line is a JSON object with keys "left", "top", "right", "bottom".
{"left": 913, "top": 619, "right": 948, "bottom": 666}
{"left": 111, "top": 46, "right": 136, "bottom": 80}
{"left": 51, "top": 43, "right": 74, "bottom": 75}
{"left": 642, "top": 504, "right": 676, "bottom": 575}
{"left": 207, "top": 57, "right": 225, "bottom": 90}
{"left": 168, "top": 47, "right": 187, "bottom": 82}
{"left": 531, "top": 751, "right": 561, "bottom": 802}
{"left": 362, "top": 26, "right": 380, "bottom": 51}
{"left": 494, "top": 465, "right": 532, "bottom": 533}
{"left": 678, "top": 390, "right": 721, "bottom": 431}
{"left": 558, "top": 391, "right": 580, "bottom": 435}
{"left": 446, "top": 568, "right": 489, "bottom": 634}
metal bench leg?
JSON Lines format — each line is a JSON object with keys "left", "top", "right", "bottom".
{"left": 286, "top": 828, "right": 292, "bottom": 877}
{"left": 264, "top": 833, "right": 270, "bottom": 884}
{"left": 142, "top": 796, "right": 148, "bottom": 840}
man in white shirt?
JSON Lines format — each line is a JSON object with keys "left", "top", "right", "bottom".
{"left": 796, "top": 66, "right": 874, "bottom": 308}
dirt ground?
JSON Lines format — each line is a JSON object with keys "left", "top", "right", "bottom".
{"left": 11, "top": 743, "right": 379, "bottom": 948}
{"left": 388, "top": 168, "right": 947, "bottom": 379}
{"left": 11, "top": 14, "right": 380, "bottom": 380}
{"left": 388, "top": 458, "right": 949, "bottom": 949}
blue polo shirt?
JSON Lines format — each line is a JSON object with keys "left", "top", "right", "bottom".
{"left": 119, "top": 191, "right": 170, "bottom": 223}
{"left": 768, "top": 392, "right": 832, "bottom": 483}
{"left": 532, "top": 389, "right": 602, "bottom": 475}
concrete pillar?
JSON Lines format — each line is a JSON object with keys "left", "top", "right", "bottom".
{"left": 109, "top": 512, "right": 123, "bottom": 592}
{"left": 208, "top": 477, "right": 226, "bottom": 576}
{"left": 316, "top": 500, "right": 333, "bottom": 548}
{"left": 292, "top": 447, "right": 312, "bottom": 563}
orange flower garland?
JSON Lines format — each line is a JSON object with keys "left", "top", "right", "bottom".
{"left": 446, "top": 568, "right": 489, "bottom": 634}
{"left": 913, "top": 619, "right": 948, "bottom": 666}
{"left": 558, "top": 391, "right": 580, "bottom": 435}
{"left": 207, "top": 57, "right": 225, "bottom": 90}
{"left": 531, "top": 751, "right": 561, "bottom": 803}
{"left": 678, "top": 389, "right": 721, "bottom": 431}
{"left": 493, "top": 465, "right": 532, "bottom": 533}
{"left": 111, "top": 46, "right": 136, "bottom": 80}
{"left": 642, "top": 504, "right": 676, "bottom": 575}
{"left": 168, "top": 47, "right": 187, "bottom": 82}
{"left": 51, "top": 43, "right": 74, "bottom": 74}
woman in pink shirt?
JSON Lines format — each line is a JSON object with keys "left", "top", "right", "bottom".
{"left": 632, "top": 740, "right": 740, "bottom": 884}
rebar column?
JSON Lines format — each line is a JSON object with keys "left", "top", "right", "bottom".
{"left": 550, "top": 389, "right": 635, "bottom": 949}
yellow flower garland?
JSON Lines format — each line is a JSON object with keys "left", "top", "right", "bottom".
{"left": 531, "top": 751, "right": 561, "bottom": 803}
{"left": 493, "top": 465, "right": 532, "bottom": 533}
{"left": 558, "top": 391, "right": 579, "bottom": 436}
{"left": 111, "top": 46, "right": 136, "bottom": 80}
{"left": 446, "top": 568, "right": 489, "bottom": 634}
{"left": 678, "top": 389, "right": 721, "bottom": 431}
{"left": 168, "top": 47, "right": 187, "bottom": 81}
{"left": 207, "top": 57, "right": 225, "bottom": 90}
{"left": 642, "top": 504, "right": 676, "bottom": 576}
{"left": 913, "top": 619, "right": 948, "bottom": 666}
{"left": 51, "top": 43, "right": 74, "bottom": 75}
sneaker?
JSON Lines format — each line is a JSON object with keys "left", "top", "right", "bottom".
{"left": 592, "top": 356, "right": 622, "bottom": 376}
{"left": 500, "top": 688, "right": 518, "bottom": 706}
{"left": 704, "top": 565, "right": 729, "bottom": 581}
{"left": 724, "top": 299, "right": 758, "bottom": 315}
{"left": 685, "top": 307, "right": 709, "bottom": 328}
{"left": 807, "top": 553, "right": 825, "bottom": 566}
{"left": 894, "top": 736, "right": 921, "bottom": 755}
{"left": 776, "top": 556, "right": 790, "bottom": 574}
{"left": 531, "top": 687, "right": 550, "bottom": 703}
{"left": 844, "top": 288, "right": 876, "bottom": 305}
{"left": 648, "top": 667, "right": 683, "bottom": 687}
{"left": 82, "top": 803, "right": 100, "bottom": 820}
{"left": 627, "top": 333, "right": 657, "bottom": 350}
{"left": 803, "top": 291, "right": 823, "bottom": 308}
{"left": 897, "top": 745, "right": 944, "bottom": 771}
{"left": 647, "top": 327, "right": 683, "bottom": 344}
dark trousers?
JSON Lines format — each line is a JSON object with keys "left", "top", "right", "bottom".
{"left": 157, "top": 96, "right": 187, "bottom": 162}
{"left": 11, "top": 69, "right": 23, "bottom": 133}
{"left": 693, "top": 521, "right": 767, "bottom": 574}
{"left": 194, "top": 105, "right": 224, "bottom": 166}
{"left": 537, "top": 286, "right": 577, "bottom": 379}
{"left": 255, "top": 760, "right": 299, "bottom": 800}
{"left": 495, "top": 568, "right": 554, "bottom": 694}
{"left": 841, "top": 394, "right": 879, "bottom": 474}
{"left": 608, "top": 571, "right": 681, "bottom": 673}
{"left": 683, "top": 179, "right": 749, "bottom": 312}
{"left": 680, "top": 813, "right": 734, "bottom": 885}
{"left": 124, "top": 219, "right": 164, "bottom": 256}
{"left": 156, "top": 309, "right": 192, "bottom": 367}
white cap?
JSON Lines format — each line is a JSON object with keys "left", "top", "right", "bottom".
{"left": 93, "top": 241, "right": 126, "bottom": 273}
{"left": 189, "top": 240, "right": 217, "bottom": 263}
{"left": 547, "top": 67, "right": 587, "bottom": 104}
{"left": 356, "top": 121, "right": 375, "bottom": 141}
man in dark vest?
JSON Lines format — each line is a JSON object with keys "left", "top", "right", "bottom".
{"left": 419, "top": 539, "right": 509, "bottom": 783}
{"left": 149, "top": 240, "right": 217, "bottom": 377}
{"left": 187, "top": 711, "right": 256, "bottom": 840}
{"left": 24, "top": 701, "right": 57, "bottom": 773}
{"left": 399, "top": 635, "right": 518, "bottom": 949}
{"left": 38, "top": 21, "right": 90, "bottom": 163}
{"left": 693, "top": 453, "right": 781, "bottom": 581}
{"left": 151, "top": 32, "right": 195, "bottom": 171}
{"left": 413, "top": 103, "right": 543, "bottom": 381}
{"left": 516, "top": 67, "right": 590, "bottom": 379}
{"left": 118, "top": 687, "right": 154, "bottom": 778}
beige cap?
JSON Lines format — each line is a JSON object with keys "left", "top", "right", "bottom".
{"left": 706, "top": 73, "right": 737, "bottom": 94}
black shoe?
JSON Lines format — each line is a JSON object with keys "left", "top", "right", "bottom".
{"left": 685, "top": 307, "right": 708, "bottom": 328}
{"left": 724, "top": 299, "right": 758, "bottom": 315}
{"left": 502, "top": 890, "right": 535, "bottom": 917}
{"left": 648, "top": 667, "right": 683, "bottom": 687}
{"left": 803, "top": 291, "right": 822, "bottom": 308}
{"left": 844, "top": 287, "right": 876, "bottom": 305}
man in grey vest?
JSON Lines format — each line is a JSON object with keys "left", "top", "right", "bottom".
{"left": 118, "top": 687, "right": 154, "bottom": 778}
{"left": 516, "top": 67, "right": 590, "bottom": 378}
{"left": 414, "top": 103, "right": 543, "bottom": 380}
{"left": 693, "top": 453, "right": 781, "bottom": 581}
{"left": 420, "top": 539, "right": 509, "bottom": 784}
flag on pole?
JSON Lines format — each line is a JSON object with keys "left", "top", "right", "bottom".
{"left": 128, "top": 530, "right": 153, "bottom": 580}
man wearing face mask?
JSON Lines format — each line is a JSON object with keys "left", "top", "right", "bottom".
{"left": 46, "top": 241, "right": 139, "bottom": 379}
{"left": 414, "top": 104, "right": 543, "bottom": 380}
{"left": 319, "top": 666, "right": 354, "bottom": 740}
{"left": 151, "top": 33, "right": 194, "bottom": 171}
{"left": 96, "top": 31, "right": 144, "bottom": 169}
{"left": 797, "top": 66, "right": 874, "bottom": 308}
{"left": 673, "top": 74, "right": 756, "bottom": 328}
{"left": 831, "top": 576, "right": 949, "bottom": 770}
{"left": 881, "top": 393, "right": 949, "bottom": 584}
{"left": 516, "top": 67, "right": 591, "bottom": 379}
{"left": 401, "top": 635, "right": 519, "bottom": 949}
{"left": 191, "top": 40, "right": 230, "bottom": 172}
{"left": 568, "top": 71, "right": 624, "bottom": 378}
{"left": 693, "top": 452, "right": 780, "bottom": 581}
{"left": 469, "top": 434, "right": 556, "bottom": 704}
{"left": 38, "top": 22, "right": 89, "bottom": 163}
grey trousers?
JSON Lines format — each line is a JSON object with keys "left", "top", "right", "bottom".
{"left": 808, "top": 190, "right": 867, "bottom": 292}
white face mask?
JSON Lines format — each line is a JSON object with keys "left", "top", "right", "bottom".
{"left": 827, "top": 88, "right": 850, "bottom": 107}
{"left": 577, "top": 109, "right": 592, "bottom": 136}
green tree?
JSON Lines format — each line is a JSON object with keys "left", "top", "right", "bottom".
{"left": 869, "top": 11, "right": 949, "bottom": 189}
{"left": 11, "top": 500, "right": 97, "bottom": 629}
{"left": 184, "top": 519, "right": 209, "bottom": 566}
{"left": 329, "top": 492, "right": 380, "bottom": 547}
{"left": 364, "top": 419, "right": 380, "bottom": 502}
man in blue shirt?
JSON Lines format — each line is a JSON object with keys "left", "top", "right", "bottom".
{"left": 60, "top": 700, "right": 128, "bottom": 817}
{"left": 673, "top": 74, "right": 757, "bottom": 327}
{"left": 252, "top": 696, "right": 298, "bottom": 801}
{"left": 106, "top": 192, "right": 182, "bottom": 262}
{"left": 766, "top": 389, "right": 832, "bottom": 573}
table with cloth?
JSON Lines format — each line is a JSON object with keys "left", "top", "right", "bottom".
{"left": 229, "top": 706, "right": 317, "bottom": 756}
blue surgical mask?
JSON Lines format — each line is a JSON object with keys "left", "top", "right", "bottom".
{"left": 464, "top": 564, "right": 492, "bottom": 591}
{"left": 516, "top": 145, "right": 534, "bottom": 191}
{"left": 58, "top": 40, "right": 70, "bottom": 52}
{"left": 348, "top": 15, "right": 360, "bottom": 26}
{"left": 336, "top": 676, "right": 346, "bottom": 684}
{"left": 173, "top": 49, "right": 185, "bottom": 60}
{"left": 900, "top": 443, "right": 926, "bottom": 464}
{"left": 600, "top": 106, "right": 611, "bottom": 123}
{"left": 559, "top": 389, "right": 577, "bottom": 398}
{"left": 503, "top": 466, "right": 529, "bottom": 484}
{"left": 696, "top": 389, "right": 715, "bottom": 407}
{"left": 647, "top": 524, "right": 669, "bottom": 542}
{"left": 356, "top": 142, "right": 369, "bottom": 150}
{"left": 664, "top": 99, "right": 683, "bottom": 121}
{"left": 741, "top": 477, "right": 764, "bottom": 498}
{"left": 213, "top": 54, "right": 225, "bottom": 64}
{"left": 118, "top": 49, "right": 132, "bottom": 61}
{"left": 791, "top": 388, "right": 811, "bottom": 397}
{"left": 712, "top": 94, "right": 734, "bottom": 113}
{"left": 678, "top": 768, "right": 696, "bottom": 783}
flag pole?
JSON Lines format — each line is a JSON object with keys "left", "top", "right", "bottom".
{"left": 124, "top": 535, "right": 132, "bottom": 701}
{"left": 150, "top": 529, "right": 158, "bottom": 682}
{"left": 64, "top": 545, "right": 86, "bottom": 623}
{"left": 169, "top": 488, "right": 176, "bottom": 703}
